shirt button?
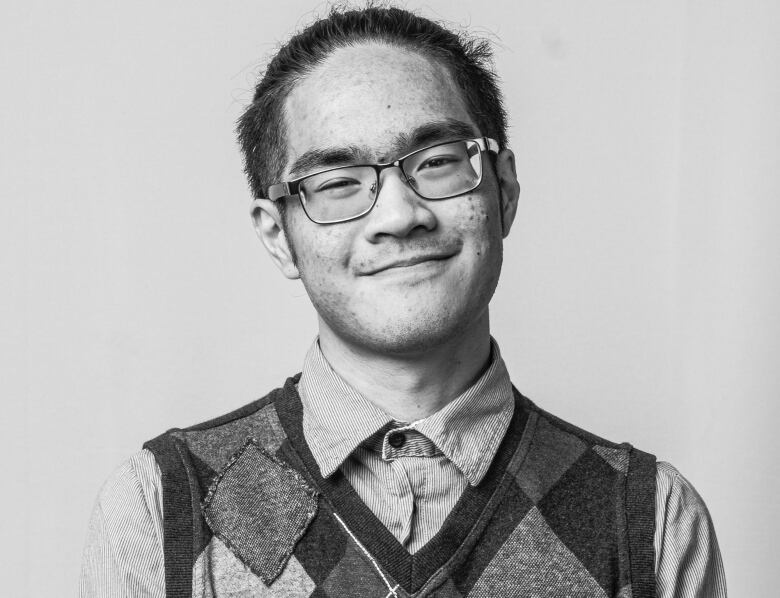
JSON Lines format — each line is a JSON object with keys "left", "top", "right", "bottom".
{"left": 388, "top": 431, "right": 406, "bottom": 448}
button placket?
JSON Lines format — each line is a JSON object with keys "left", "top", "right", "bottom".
{"left": 388, "top": 459, "right": 414, "bottom": 544}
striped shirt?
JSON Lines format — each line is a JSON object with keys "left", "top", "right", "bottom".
{"left": 299, "top": 339, "right": 514, "bottom": 553}
{"left": 79, "top": 340, "right": 727, "bottom": 596}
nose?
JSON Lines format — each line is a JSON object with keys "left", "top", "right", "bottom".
{"left": 362, "top": 167, "right": 437, "bottom": 241}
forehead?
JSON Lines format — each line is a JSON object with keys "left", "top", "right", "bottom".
{"left": 282, "top": 43, "right": 476, "bottom": 170}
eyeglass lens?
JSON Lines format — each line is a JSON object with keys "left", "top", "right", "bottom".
{"left": 299, "top": 140, "right": 483, "bottom": 223}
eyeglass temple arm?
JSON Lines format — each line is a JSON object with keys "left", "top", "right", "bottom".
{"left": 481, "top": 137, "right": 499, "bottom": 154}
{"left": 266, "top": 182, "right": 293, "bottom": 201}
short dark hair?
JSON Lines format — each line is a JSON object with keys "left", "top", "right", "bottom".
{"left": 237, "top": 4, "right": 508, "bottom": 211}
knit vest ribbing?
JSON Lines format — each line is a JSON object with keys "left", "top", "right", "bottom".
{"left": 144, "top": 375, "right": 657, "bottom": 598}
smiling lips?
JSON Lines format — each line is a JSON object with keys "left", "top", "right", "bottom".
{"left": 361, "top": 252, "right": 456, "bottom": 276}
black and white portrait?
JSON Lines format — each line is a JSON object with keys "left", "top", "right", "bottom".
{"left": 4, "top": 1, "right": 778, "bottom": 596}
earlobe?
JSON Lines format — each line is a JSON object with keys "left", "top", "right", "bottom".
{"left": 495, "top": 149, "right": 521, "bottom": 238}
{"left": 250, "top": 199, "right": 300, "bottom": 279}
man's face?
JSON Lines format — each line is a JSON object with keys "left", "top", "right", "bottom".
{"left": 255, "top": 44, "right": 519, "bottom": 356}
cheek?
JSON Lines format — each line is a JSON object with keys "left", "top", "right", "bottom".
{"left": 288, "top": 214, "right": 355, "bottom": 301}
{"left": 297, "top": 236, "right": 345, "bottom": 280}
{"left": 458, "top": 194, "right": 502, "bottom": 255}
{"left": 288, "top": 208, "right": 345, "bottom": 271}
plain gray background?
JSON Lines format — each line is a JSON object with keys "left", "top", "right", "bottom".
{"left": 2, "top": 1, "right": 778, "bottom": 595}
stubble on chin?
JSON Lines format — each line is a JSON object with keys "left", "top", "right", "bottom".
{"left": 312, "top": 259, "right": 502, "bottom": 359}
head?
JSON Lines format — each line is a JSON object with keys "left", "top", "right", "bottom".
{"left": 240, "top": 5, "right": 520, "bottom": 356}
{"left": 238, "top": 5, "right": 509, "bottom": 226}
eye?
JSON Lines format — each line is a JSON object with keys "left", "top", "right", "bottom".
{"left": 417, "top": 154, "right": 460, "bottom": 170}
{"left": 307, "top": 175, "right": 365, "bottom": 200}
{"left": 316, "top": 177, "right": 360, "bottom": 192}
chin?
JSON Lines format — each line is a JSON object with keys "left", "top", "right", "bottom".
{"left": 310, "top": 259, "right": 502, "bottom": 356}
{"left": 329, "top": 300, "right": 490, "bottom": 357}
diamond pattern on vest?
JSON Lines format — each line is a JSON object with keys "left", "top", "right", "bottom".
{"left": 294, "top": 503, "right": 349, "bottom": 585}
{"left": 537, "top": 449, "right": 626, "bottom": 594}
{"left": 203, "top": 440, "right": 318, "bottom": 585}
{"left": 169, "top": 386, "right": 652, "bottom": 598}
{"left": 467, "top": 506, "right": 609, "bottom": 597}
{"left": 450, "top": 478, "right": 534, "bottom": 595}
{"left": 514, "top": 416, "right": 588, "bottom": 503}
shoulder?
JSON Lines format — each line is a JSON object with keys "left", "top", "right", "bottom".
{"left": 656, "top": 461, "right": 707, "bottom": 506}
{"left": 514, "top": 393, "right": 657, "bottom": 511}
{"left": 94, "top": 449, "right": 163, "bottom": 521}
{"left": 143, "top": 376, "right": 299, "bottom": 479}
{"left": 519, "top": 393, "right": 656, "bottom": 466}
{"left": 654, "top": 461, "right": 719, "bottom": 538}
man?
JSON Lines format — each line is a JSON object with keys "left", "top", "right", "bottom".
{"left": 80, "top": 6, "right": 726, "bottom": 597}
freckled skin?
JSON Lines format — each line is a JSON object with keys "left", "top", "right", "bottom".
{"left": 280, "top": 44, "right": 509, "bottom": 356}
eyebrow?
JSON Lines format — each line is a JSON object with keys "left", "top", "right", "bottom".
{"left": 287, "top": 118, "right": 480, "bottom": 178}
{"left": 289, "top": 146, "right": 366, "bottom": 178}
{"left": 391, "top": 118, "right": 480, "bottom": 155}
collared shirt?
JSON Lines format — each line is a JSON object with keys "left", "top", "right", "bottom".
{"left": 79, "top": 339, "right": 727, "bottom": 597}
{"left": 299, "top": 338, "right": 514, "bottom": 552}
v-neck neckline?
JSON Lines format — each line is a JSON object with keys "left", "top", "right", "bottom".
{"left": 274, "top": 376, "right": 533, "bottom": 595}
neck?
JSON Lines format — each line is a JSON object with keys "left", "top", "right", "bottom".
{"left": 317, "top": 314, "right": 492, "bottom": 421}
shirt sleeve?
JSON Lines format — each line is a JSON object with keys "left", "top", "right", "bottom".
{"left": 79, "top": 449, "right": 166, "bottom": 598}
{"left": 654, "top": 461, "right": 727, "bottom": 597}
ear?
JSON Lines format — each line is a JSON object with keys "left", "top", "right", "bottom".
{"left": 494, "top": 149, "right": 521, "bottom": 238}
{"left": 250, "top": 198, "right": 300, "bottom": 279}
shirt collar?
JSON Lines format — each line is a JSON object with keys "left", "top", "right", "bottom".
{"left": 298, "top": 338, "right": 514, "bottom": 485}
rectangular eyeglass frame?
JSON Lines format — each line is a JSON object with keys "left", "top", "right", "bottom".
{"left": 265, "top": 137, "right": 499, "bottom": 223}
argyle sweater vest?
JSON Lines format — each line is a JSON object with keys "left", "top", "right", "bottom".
{"left": 144, "top": 376, "right": 657, "bottom": 598}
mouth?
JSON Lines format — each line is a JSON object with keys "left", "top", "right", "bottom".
{"left": 361, "top": 252, "right": 456, "bottom": 276}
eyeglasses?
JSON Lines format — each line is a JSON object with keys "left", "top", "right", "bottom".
{"left": 267, "top": 137, "right": 499, "bottom": 224}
